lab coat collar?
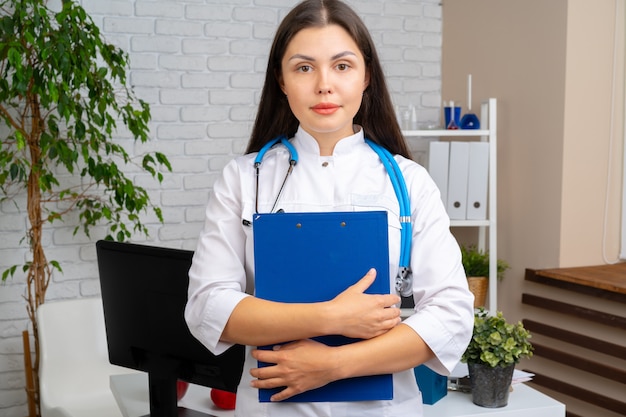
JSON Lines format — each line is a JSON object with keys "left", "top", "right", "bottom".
{"left": 293, "top": 125, "right": 364, "bottom": 156}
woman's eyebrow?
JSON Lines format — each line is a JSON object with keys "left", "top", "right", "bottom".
{"left": 287, "top": 53, "right": 315, "bottom": 62}
{"left": 287, "top": 51, "right": 357, "bottom": 62}
{"left": 331, "top": 51, "right": 357, "bottom": 60}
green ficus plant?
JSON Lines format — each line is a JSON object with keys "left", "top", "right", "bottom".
{"left": 0, "top": 0, "right": 170, "bottom": 412}
{"left": 461, "top": 309, "right": 533, "bottom": 368}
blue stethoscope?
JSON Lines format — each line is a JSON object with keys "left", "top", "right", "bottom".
{"left": 253, "top": 135, "right": 413, "bottom": 297}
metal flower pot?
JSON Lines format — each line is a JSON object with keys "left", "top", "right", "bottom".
{"left": 468, "top": 362, "right": 515, "bottom": 408}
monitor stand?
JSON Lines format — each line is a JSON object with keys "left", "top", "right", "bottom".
{"left": 141, "top": 373, "right": 220, "bottom": 417}
{"left": 140, "top": 408, "right": 218, "bottom": 417}
{"left": 179, "top": 408, "right": 218, "bottom": 417}
{"left": 110, "top": 373, "right": 230, "bottom": 417}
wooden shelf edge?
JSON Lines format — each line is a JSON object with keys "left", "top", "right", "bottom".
{"left": 525, "top": 264, "right": 626, "bottom": 300}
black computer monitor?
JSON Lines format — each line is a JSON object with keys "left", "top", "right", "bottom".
{"left": 96, "top": 240, "right": 244, "bottom": 417}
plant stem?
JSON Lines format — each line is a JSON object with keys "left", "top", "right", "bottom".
{"left": 25, "top": 90, "right": 47, "bottom": 415}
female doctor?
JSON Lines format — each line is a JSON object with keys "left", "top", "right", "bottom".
{"left": 185, "top": 0, "right": 474, "bottom": 416}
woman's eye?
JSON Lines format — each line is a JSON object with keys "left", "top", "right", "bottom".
{"left": 297, "top": 65, "right": 312, "bottom": 73}
{"left": 337, "top": 63, "right": 350, "bottom": 71}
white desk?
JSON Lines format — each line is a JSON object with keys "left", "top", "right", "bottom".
{"left": 111, "top": 374, "right": 565, "bottom": 417}
{"left": 423, "top": 384, "right": 564, "bottom": 417}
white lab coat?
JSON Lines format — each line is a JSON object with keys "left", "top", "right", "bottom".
{"left": 185, "top": 126, "right": 474, "bottom": 417}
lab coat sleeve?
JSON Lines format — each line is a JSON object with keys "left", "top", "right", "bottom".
{"left": 185, "top": 158, "right": 251, "bottom": 355}
{"left": 400, "top": 162, "right": 474, "bottom": 375}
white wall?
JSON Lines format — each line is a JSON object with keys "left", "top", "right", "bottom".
{"left": 443, "top": 1, "right": 624, "bottom": 416}
{"left": 0, "top": 1, "right": 442, "bottom": 415}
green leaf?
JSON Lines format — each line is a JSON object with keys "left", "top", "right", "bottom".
{"left": 48, "top": 81, "right": 59, "bottom": 103}
{"left": 9, "top": 163, "right": 20, "bottom": 180}
{"left": 2, "top": 265, "right": 18, "bottom": 281}
{"left": 7, "top": 47, "right": 22, "bottom": 71}
{"left": 50, "top": 260, "right": 62, "bottom": 273}
{"left": 15, "top": 131, "right": 26, "bottom": 150}
{"left": 75, "top": 120, "right": 86, "bottom": 138}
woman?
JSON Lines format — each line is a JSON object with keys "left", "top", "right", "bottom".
{"left": 185, "top": 1, "right": 474, "bottom": 415}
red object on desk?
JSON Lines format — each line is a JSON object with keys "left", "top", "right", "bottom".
{"left": 211, "top": 388, "right": 237, "bottom": 410}
{"left": 177, "top": 380, "right": 189, "bottom": 401}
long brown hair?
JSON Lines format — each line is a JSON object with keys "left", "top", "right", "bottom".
{"left": 245, "top": 0, "right": 411, "bottom": 159}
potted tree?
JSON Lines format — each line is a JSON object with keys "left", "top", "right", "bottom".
{"left": 0, "top": 0, "right": 171, "bottom": 414}
{"left": 460, "top": 244, "right": 509, "bottom": 307}
{"left": 461, "top": 309, "right": 533, "bottom": 408}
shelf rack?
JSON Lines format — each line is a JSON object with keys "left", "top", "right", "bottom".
{"left": 402, "top": 98, "right": 498, "bottom": 310}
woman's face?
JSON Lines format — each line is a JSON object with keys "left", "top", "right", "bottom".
{"left": 280, "top": 24, "right": 369, "bottom": 154}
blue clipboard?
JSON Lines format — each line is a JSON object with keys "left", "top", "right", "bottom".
{"left": 253, "top": 211, "right": 393, "bottom": 402}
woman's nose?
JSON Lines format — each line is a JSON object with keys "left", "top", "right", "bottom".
{"left": 316, "top": 71, "right": 332, "bottom": 94}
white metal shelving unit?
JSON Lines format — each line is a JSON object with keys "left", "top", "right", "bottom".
{"left": 402, "top": 98, "right": 498, "bottom": 310}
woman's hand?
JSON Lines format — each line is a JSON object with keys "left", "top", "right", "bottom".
{"left": 327, "top": 268, "right": 402, "bottom": 339}
{"left": 250, "top": 339, "right": 339, "bottom": 402}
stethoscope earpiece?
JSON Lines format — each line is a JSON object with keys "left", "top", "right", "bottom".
{"left": 254, "top": 135, "right": 298, "bottom": 214}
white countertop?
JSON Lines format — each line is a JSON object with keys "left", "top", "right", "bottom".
{"left": 111, "top": 373, "right": 565, "bottom": 417}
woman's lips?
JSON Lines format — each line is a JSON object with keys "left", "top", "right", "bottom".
{"left": 311, "top": 103, "right": 340, "bottom": 115}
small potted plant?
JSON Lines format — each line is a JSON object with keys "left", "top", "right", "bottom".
{"left": 461, "top": 308, "right": 533, "bottom": 408}
{"left": 460, "top": 244, "right": 509, "bottom": 307}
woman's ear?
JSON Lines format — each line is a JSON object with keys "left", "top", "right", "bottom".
{"left": 363, "top": 68, "right": 371, "bottom": 91}
{"left": 276, "top": 70, "right": 286, "bottom": 95}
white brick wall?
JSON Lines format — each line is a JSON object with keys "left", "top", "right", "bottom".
{"left": 0, "top": 0, "right": 442, "bottom": 415}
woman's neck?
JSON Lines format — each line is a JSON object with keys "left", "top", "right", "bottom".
{"left": 304, "top": 125, "right": 359, "bottom": 156}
